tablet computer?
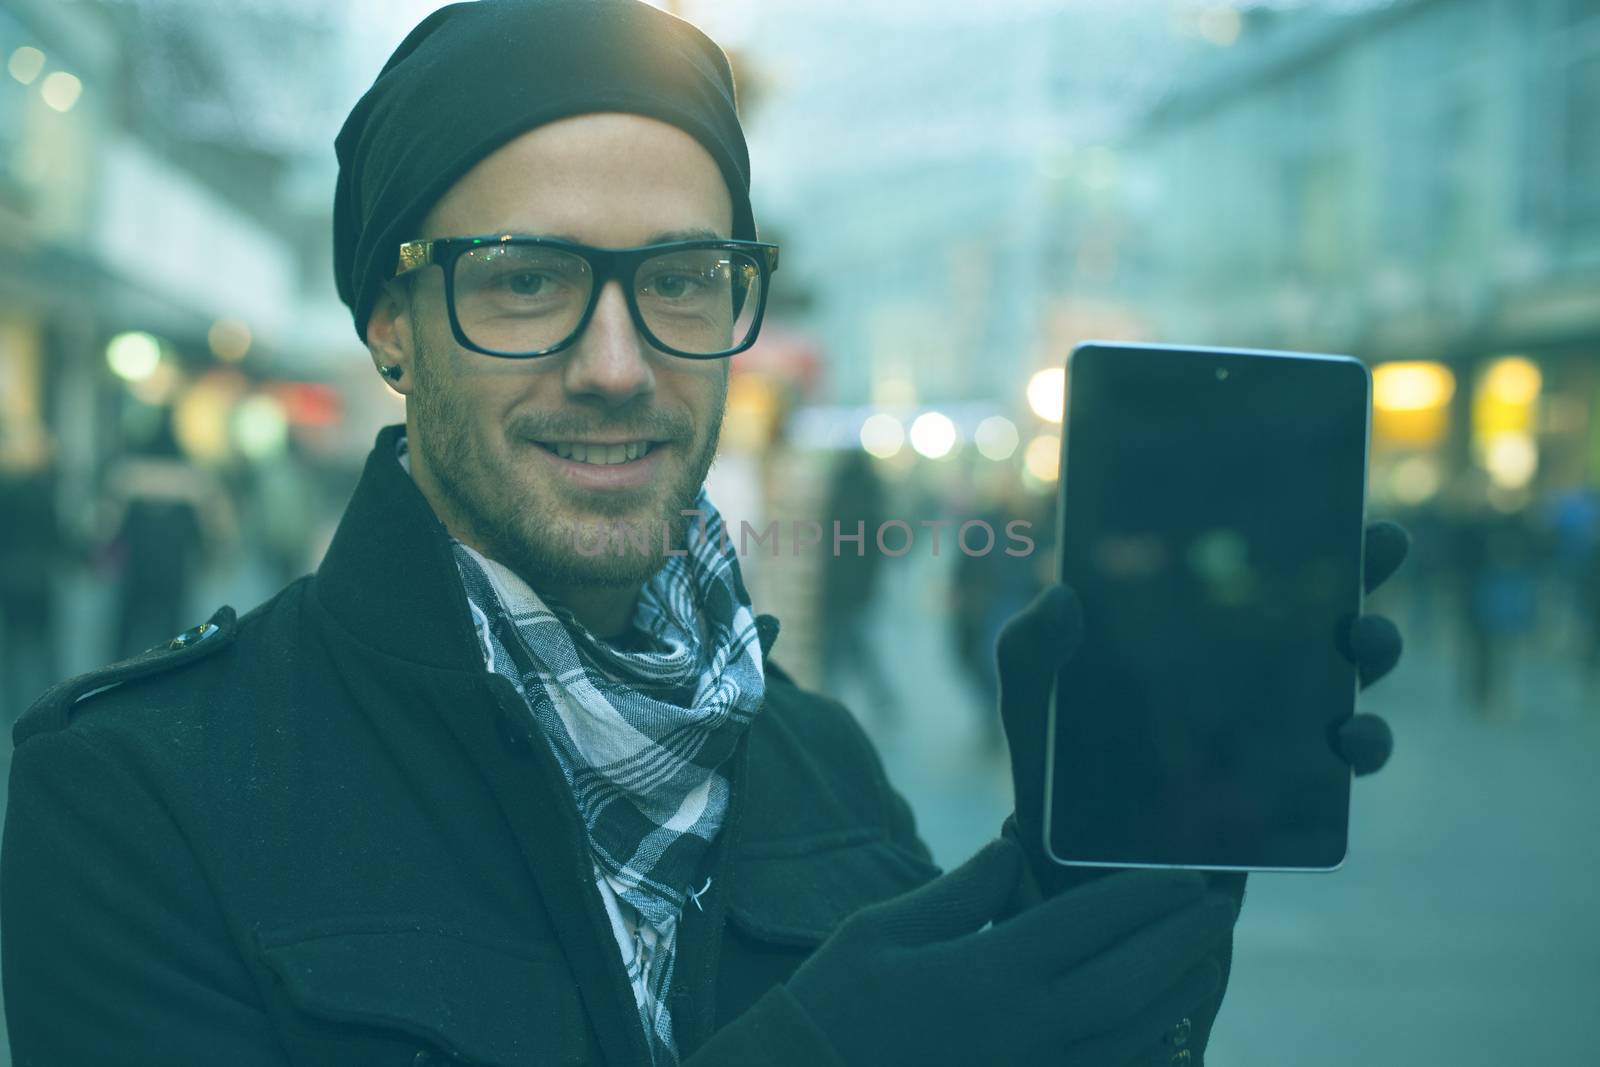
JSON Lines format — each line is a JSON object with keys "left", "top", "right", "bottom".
{"left": 1043, "top": 341, "right": 1370, "bottom": 872}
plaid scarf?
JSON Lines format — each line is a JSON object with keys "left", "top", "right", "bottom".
{"left": 449, "top": 492, "right": 766, "bottom": 1064}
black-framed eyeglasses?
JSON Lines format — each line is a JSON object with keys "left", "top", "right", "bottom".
{"left": 393, "top": 234, "right": 780, "bottom": 359}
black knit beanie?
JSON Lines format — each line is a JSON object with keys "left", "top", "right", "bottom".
{"left": 333, "top": 0, "right": 755, "bottom": 343}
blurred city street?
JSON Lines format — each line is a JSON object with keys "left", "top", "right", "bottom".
{"left": 2, "top": 0, "right": 1600, "bottom": 1061}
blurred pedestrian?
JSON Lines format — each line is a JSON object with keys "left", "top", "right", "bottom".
{"left": 0, "top": 435, "right": 61, "bottom": 723}
{"left": 1451, "top": 503, "right": 1537, "bottom": 718}
{"left": 249, "top": 443, "right": 323, "bottom": 587}
{"left": 1542, "top": 482, "right": 1600, "bottom": 653}
{"left": 99, "top": 420, "right": 235, "bottom": 659}
{"left": 950, "top": 483, "right": 1052, "bottom": 750}
{"left": 818, "top": 448, "right": 902, "bottom": 726}
{"left": 1580, "top": 525, "right": 1600, "bottom": 703}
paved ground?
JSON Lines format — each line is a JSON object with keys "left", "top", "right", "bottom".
{"left": 839, "top": 548, "right": 1600, "bottom": 1067}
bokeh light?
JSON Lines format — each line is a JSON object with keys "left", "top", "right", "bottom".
{"left": 974, "top": 415, "right": 1020, "bottom": 461}
{"left": 1197, "top": 6, "right": 1243, "bottom": 46}
{"left": 208, "top": 319, "right": 253, "bottom": 363}
{"left": 859, "top": 412, "right": 905, "bottom": 459}
{"left": 1388, "top": 454, "right": 1443, "bottom": 505}
{"left": 174, "top": 370, "right": 248, "bottom": 465}
{"left": 7, "top": 46, "right": 45, "bottom": 85}
{"left": 908, "top": 411, "right": 957, "bottom": 459}
{"left": 106, "top": 332, "right": 162, "bottom": 383}
{"left": 39, "top": 70, "right": 82, "bottom": 112}
{"left": 234, "top": 393, "right": 290, "bottom": 460}
{"left": 1481, "top": 356, "right": 1542, "bottom": 405}
{"left": 1373, "top": 362, "right": 1455, "bottom": 411}
{"left": 1022, "top": 433, "right": 1061, "bottom": 483}
{"left": 1026, "top": 367, "right": 1066, "bottom": 423}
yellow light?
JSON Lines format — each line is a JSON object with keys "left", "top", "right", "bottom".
{"left": 1373, "top": 362, "right": 1455, "bottom": 412}
{"left": 208, "top": 319, "right": 252, "bottom": 363}
{"left": 174, "top": 370, "right": 247, "bottom": 465}
{"left": 7, "top": 46, "right": 45, "bottom": 85}
{"left": 1473, "top": 356, "right": 1542, "bottom": 450}
{"left": 859, "top": 413, "right": 905, "bottom": 459}
{"left": 974, "top": 416, "right": 1019, "bottom": 461}
{"left": 106, "top": 332, "right": 162, "bottom": 382}
{"left": 1483, "top": 356, "right": 1542, "bottom": 406}
{"left": 39, "top": 70, "right": 82, "bottom": 113}
{"left": 908, "top": 411, "right": 957, "bottom": 460}
{"left": 724, "top": 373, "right": 776, "bottom": 453}
{"left": 1026, "top": 367, "right": 1065, "bottom": 423}
{"left": 1023, "top": 433, "right": 1060, "bottom": 483}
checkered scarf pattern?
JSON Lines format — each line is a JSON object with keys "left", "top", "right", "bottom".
{"left": 449, "top": 492, "right": 765, "bottom": 1065}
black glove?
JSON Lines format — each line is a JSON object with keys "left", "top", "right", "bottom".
{"left": 785, "top": 836, "right": 1239, "bottom": 1067}
{"left": 995, "top": 520, "right": 1412, "bottom": 1059}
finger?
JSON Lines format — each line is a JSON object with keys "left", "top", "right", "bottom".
{"left": 996, "top": 583, "right": 1084, "bottom": 713}
{"left": 1363, "top": 520, "right": 1410, "bottom": 595}
{"left": 1203, "top": 869, "right": 1248, "bottom": 909}
{"left": 869, "top": 837, "right": 1024, "bottom": 944}
{"left": 1353, "top": 614, "right": 1403, "bottom": 689}
{"left": 1061, "top": 958, "right": 1221, "bottom": 1066}
{"left": 984, "top": 868, "right": 1208, "bottom": 973}
{"left": 1052, "top": 892, "right": 1239, "bottom": 1033}
{"left": 1334, "top": 713, "right": 1392, "bottom": 776}
{"left": 997, "top": 585, "right": 1084, "bottom": 830}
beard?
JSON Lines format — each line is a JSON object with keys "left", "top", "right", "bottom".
{"left": 407, "top": 325, "right": 726, "bottom": 594}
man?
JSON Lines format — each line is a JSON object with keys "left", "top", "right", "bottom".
{"left": 0, "top": 2, "right": 1407, "bottom": 1064}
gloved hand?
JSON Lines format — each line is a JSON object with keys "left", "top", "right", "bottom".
{"left": 785, "top": 836, "right": 1239, "bottom": 1067}
{"left": 994, "top": 519, "right": 1412, "bottom": 1060}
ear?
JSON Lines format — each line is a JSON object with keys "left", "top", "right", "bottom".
{"left": 365, "top": 279, "right": 418, "bottom": 396}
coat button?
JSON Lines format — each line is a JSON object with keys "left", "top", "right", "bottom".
{"left": 168, "top": 622, "right": 218, "bottom": 650}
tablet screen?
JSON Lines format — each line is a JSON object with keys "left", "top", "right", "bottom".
{"left": 1045, "top": 343, "right": 1369, "bottom": 871}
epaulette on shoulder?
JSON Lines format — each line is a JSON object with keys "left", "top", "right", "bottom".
{"left": 13, "top": 605, "right": 238, "bottom": 746}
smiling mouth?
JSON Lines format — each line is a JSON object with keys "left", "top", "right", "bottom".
{"left": 533, "top": 440, "right": 661, "bottom": 465}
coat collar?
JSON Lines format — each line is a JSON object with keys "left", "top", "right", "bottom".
{"left": 314, "top": 423, "right": 783, "bottom": 671}
{"left": 313, "top": 424, "right": 486, "bottom": 671}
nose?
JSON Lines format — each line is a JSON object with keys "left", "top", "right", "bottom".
{"left": 561, "top": 279, "right": 654, "bottom": 407}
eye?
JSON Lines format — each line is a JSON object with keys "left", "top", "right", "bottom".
{"left": 647, "top": 271, "right": 704, "bottom": 299}
{"left": 502, "top": 271, "right": 552, "bottom": 296}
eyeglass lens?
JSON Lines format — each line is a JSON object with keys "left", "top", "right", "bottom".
{"left": 451, "top": 244, "right": 765, "bottom": 356}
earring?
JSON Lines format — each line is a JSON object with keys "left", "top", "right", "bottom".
{"left": 378, "top": 364, "right": 403, "bottom": 382}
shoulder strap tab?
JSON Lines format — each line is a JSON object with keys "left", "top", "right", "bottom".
{"left": 13, "top": 605, "right": 238, "bottom": 746}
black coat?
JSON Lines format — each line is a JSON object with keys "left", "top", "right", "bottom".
{"left": 2, "top": 425, "right": 944, "bottom": 1067}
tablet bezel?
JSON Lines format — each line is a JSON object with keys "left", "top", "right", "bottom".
{"left": 1040, "top": 340, "right": 1371, "bottom": 873}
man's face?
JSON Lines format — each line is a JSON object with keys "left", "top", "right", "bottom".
{"left": 371, "top": 113, "right": 733, "bottom": 592}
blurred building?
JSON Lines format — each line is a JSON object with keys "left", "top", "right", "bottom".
{"left": 0, "top": 0, "right": 395, "bottom": 680}
{"left": 1089, "top": 0, "right": 1600, "bottom": 513}
{"left": 735, "top": 0, "right": 1210, "bottom": 416}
